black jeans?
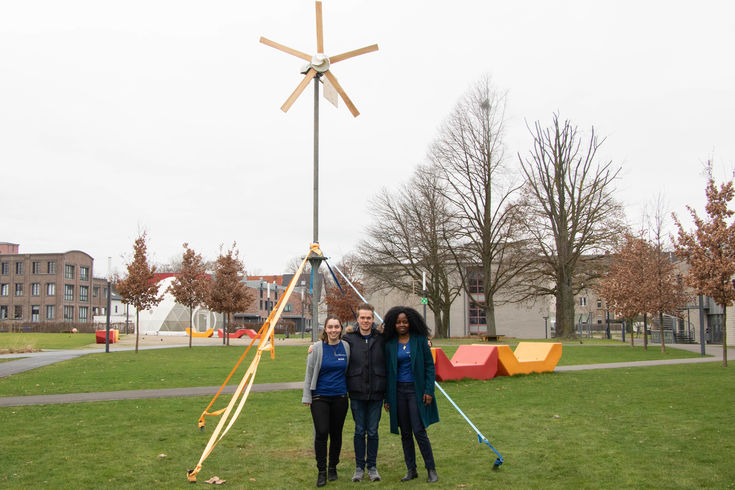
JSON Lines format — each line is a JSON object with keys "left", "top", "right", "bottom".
{"left": 397, "top": 382, "right": 435, "bottom": 471}
{"left": 310, "top": 395, "right": 349, "bottom": 471}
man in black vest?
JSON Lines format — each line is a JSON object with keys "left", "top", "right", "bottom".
{"left": 343, "top": 303, "right": 386, "bottom": 482}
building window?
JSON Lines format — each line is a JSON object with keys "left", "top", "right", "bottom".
{"left": 1, "top": 262, "right": 8, "bottom": 275}
{"left": 79, "top": 285, "right": 88, "bottom": 302}
{"left": 79, "top": 306, "right": 88, "bottom": 322}
{"left": 46, "top": 305, "right": 55, "bottom": 320}
{"left": 0, "top": 305, "right": 7, "bottom": 319}
{"left": 32, "top": 262, "right": 41, "bottom": 274}
{"left": 0, "top": 283, "right": 8, "bottom": 296}
{"left": 597, "top": 299, "right": 602, "bottom": 308}
{"left": 468, "top": 270, "right": 484, "bottom": 294}
{"left": 48, "top": 261, "right": 56, "bottom": 274}
{"left": 14, "top": 305, "right": 23, "bottom": 320}
{"left": 93, "top": 286, "right": 99, "bottom": 298}
{"left": 63, "top": 306, "right": 74, "bottom": 322}
{"left": 31, "top": 305, "right": 40, "bottom": 322}
{"left": 15, "top": 262, "right": 23, "bottom": 275}
{"left": 64, "top": 264, "right": 75, "bottom": 280}
{"left": 114, "top": 305, "right": 118, "bottom": 313}
{"left": 31, "top": 283, "right": 41, "bottom": 296}
{"left": 80, "top": 267, "right": 90, "bottom": 281}
{"left": 285, "top": 303, "right": 292, "bottom": 312}
{"left": 15, "top": 283, "right": 24, "bottom": 296}
{"left": 64, "top": 284, "right": 74, "bottom": 301}
{"left": 46, "top": 283, "right": 55, "bottom": 296}
{"left": 469, "top": 303, "right": 487, "bottom": 326}
{"left": 580, "top": 297, "right": 587, "bottom": 306}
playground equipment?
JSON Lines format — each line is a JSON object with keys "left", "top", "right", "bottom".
{"left": 217, "top": 329, "right": 259, "bottom": 339}
{"left": 432, "top": 345, "right": 498, "bottom": 381}
{"left": 95, "top": 329, "right": 119, "bottom": 344}
{"left": 495, "top": 342, "right": 563, "bottom": 376}
{"left": 185, "top": 328, "right": 213, "bottom": 338}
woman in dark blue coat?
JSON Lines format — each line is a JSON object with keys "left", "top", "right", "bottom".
{"left": 383, "top": 306, "right": 439, "bottom": 483}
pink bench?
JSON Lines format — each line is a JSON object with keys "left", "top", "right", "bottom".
{"left": 432, "top": 345, "right": 498, "bottom": 381}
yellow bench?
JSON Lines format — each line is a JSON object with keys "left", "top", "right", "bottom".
{"left": 494, "top": 342, "right": 562, "bottom": 376}
{"left": 185, "top": 328, "right": 214, "bottom": 338}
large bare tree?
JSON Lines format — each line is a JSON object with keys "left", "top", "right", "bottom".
{"left": 167, "top": 243, "right": 212, "bottom": 349}
{"left": 429, "top": 76, "right": 527, "bottom": 338}
{"left": 359, "top": 166, "right": 461, "bottom": 338}
{"left": 518, "top": 114, "right": 624, "bottom": 338}
{"left": 674, "top": 163, "right": 735, "bottom": 367}
{"left": 115, "top": 232, "right": 163, "bottom": 353}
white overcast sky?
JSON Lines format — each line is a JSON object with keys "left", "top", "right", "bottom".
{"left": 2, "top": 1, "right": 734, "bottom": 276}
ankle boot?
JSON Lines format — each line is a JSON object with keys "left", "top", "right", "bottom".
{"left": 316, "top": 470, "right": 327, "bottom": 487}
{"left": 327, "top": 467, "right": 337, "bottom": 481}
{"left": 427, "top": 469, "right": 438, "bottom": 483}
{"left": 401, "top": 467, "right": 418, "bottom": 481}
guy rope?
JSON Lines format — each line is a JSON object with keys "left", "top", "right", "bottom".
{"left": 187, "top": 244, "right": 321, "bottom": 482}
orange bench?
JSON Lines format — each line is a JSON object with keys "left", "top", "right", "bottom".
{"left": 432, "top": 345, "right": 498, "bottom": 381}
{"left": 495, "top": 342, "right": 562, "bottom": 376}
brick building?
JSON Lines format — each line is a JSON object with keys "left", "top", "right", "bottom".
{"left": 0, "top": 246, "right": 107, "bottom": 326}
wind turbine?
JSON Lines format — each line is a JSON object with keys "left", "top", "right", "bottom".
{"left": 260, "top": 0, "right": 378, "bottom": 117}
{"left": 260, "top": 0, "right": 378, "bottom": 341}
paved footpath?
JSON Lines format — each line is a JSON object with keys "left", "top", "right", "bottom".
{"left": 0, "top": 337, "right": 725, "bottom": 408}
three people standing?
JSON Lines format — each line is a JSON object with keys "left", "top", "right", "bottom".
{"left": 303, "top": 304, "right": 439, "bottom": 485}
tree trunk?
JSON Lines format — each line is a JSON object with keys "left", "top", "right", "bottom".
{"left": 722, "top": 306, "right": 728, "bottom": 368}
{"left": 643, "top": 313, "right": 648, "bottom": 350}
{"left": 659, "top": 312, "right": 666, "bottom": 354}
{"left": 484, "top": 293, "right": 497, "bottom": 338}
{"left": 226, "top": 313, "right": 230, "bottom": 346}
{"left": 556, "top": 279, "right": 576, "bottom": 339}
{"left": 430, "top": 304, "right": 450, "bottom": 338}
{"left": 189, "top": 306, "right": 193, "bottom": 349}
{"left": 135, "top": 310, "right": 140, "bottom": 354}
{"left": 629, "top": 318, "right": 634, "bottom": 347}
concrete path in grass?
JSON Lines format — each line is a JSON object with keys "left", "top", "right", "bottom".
{"left": 0, "top": 337, "right": 725, "bottom": 407}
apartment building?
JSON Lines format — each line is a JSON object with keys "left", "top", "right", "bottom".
{"left": 0, "top": 247, "right": 107, "bottom": 325}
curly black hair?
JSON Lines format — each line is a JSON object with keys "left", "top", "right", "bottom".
{"left": 382, "top": 306, "right": 431, "bottom": 341}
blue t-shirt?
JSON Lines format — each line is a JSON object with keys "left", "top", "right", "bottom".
{"left": 397, "top": 341, "right": 414, "bottom": 383}
{"left": 314, "top": 341, "right": 348, "bottom": 396}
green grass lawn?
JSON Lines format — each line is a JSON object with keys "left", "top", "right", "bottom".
{"left": 0, "top": 344, "right": 705, "bottom": 397}
{"left": 0, "top": 332, "right": 97, "bottom": 351}
{"left": 1, "top": 363, "right": 733, "bottom": 489}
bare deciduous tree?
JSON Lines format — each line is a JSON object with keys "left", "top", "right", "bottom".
{"left": 115, "top": 231, "right": 163, "bottom": 353}
{"left": 646, "top": 196, "right": 688, "bottom": 353}
{"left": 207, "top": 243, "right": 255, "bottom": 346}
{"left": 518, "top": 114, "right": 624, "bottom": 338}
{"left": 674, "top": 162, "right": 735, "bottom": 367}
{"left": 167, "top": 243, "right": 212, "bottom": 349}
{"left": 429, "top": 76, "right": 528, "bottom": 338}
{"left": 359, "top": 166, "right": 461, "bottom": 338}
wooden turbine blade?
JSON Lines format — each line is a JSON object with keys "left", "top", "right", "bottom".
{"left": 281, "top": 68, "right": 317, "bottom": 112}
{"left": 315, "top": 1, "right": 324, "bottom": 54}
{"left": 330, "top": 44, "right": 379, "bottom": 64}
{"left": 324, "top": 70, "right": 359, "bottom": 117}
{"left": 259, "top": 36, "right": 312, "bottom": 62}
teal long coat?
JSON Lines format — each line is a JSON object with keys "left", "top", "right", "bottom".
{"left": 384, "top": 334, "right": 439, "bottom": 434}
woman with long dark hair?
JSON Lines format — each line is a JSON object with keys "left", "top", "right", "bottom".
{"left": 303, "top": 315, "right": 351, "bottom": 487}
{"left": 383, "top": 306, "right": 439, "bottom": 483}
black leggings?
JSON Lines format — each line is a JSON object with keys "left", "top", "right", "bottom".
{"left": 310, "top": 395, "right": 349, "bottom": 471}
